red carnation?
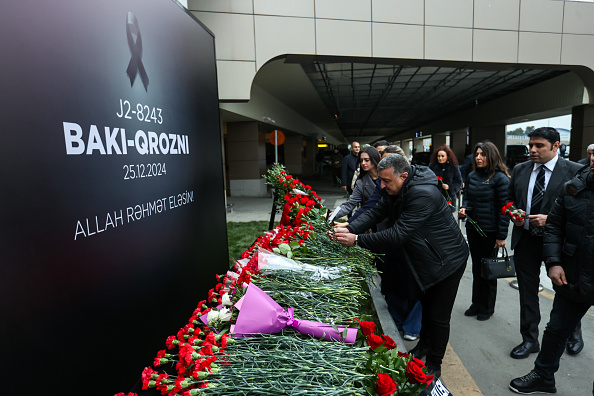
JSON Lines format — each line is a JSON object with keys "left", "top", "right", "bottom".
{"left": 205, "top": 332, "right": 218, "bottom": 347}
{"left": 376, "top": 373, "right": 397, "bottom": 396}
{"left": 154, "top": 350, "right": 167, "bottom": 367}
{"left": 220, "top": 334, "right": 229, "bottom": 348}
{"left": 141, "top": 367, "right": 157, "bottom": 390}
{"left": 200, "top": 343, "right": 215, "bottom": 356}
{"left": 155, "top": 373, "right": 169, "bottom": 393}
{"left": 178, "top": 343, "right": 195, "bottom": 367}
{"left": 166, "top": 335, "right": 179, "bottom": 349}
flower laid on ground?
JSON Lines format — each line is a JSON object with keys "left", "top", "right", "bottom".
{"left": 265, "top": 163, "right": 323, "bottom": 210}
{"left": 114, "top": 165, "right": 430, "bottom": 396}
{"left": 355, "top": 319, "right": 433, "bottom": 396}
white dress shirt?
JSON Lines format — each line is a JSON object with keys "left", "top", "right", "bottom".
{"left": 524, "top": 154, "right": 559, "bottom": 230}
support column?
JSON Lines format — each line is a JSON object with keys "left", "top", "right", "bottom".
{"left": 413, "top": 138, "right": 424, "bottom": 153}
{"left": 469, "top": 125, "right": 506, "bottom": 157}
{"left": 432, "top": 133, "right": 447, "bottom": 150}
{"left": 226, "top": 121, "right": 267, "bottom": 197}
{"left": 570, "top": 105, "right": 594, "bottom": 162}
{"left": 304, "top": 137, "right": 316, "bottom": 175}
{"left": 450, "top": 128, "right": 469, "bottom": 162}
{"left": 401, "top": 139, "right": 413, "bottom": 159}
{"left": 284, "top": 135, "right": 304, "bottom": 175}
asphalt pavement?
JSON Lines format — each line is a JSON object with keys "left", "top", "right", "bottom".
{"left": 225, "top": 171, "right": 594, "bottom": 396}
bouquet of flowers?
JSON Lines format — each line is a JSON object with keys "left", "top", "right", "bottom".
{"left": 265, "top": 163, "right": 323, "bottom": 210}
{"left": 357, "top": 320, "right": 434, "bottom": 396}
{"left": 115, "top": 167, "right": 437, "bottom": 396}
{"left": 502, "top": 201, "right": 526, "bottom": 221}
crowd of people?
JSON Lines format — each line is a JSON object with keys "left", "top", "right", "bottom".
{"left": 326, "top": 129, "right": 594, "bottom": 394}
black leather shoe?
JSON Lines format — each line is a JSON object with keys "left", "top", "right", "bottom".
{"left": 566, "top": 332, "right": 584, "bottom": 355}
{"left": 409, "top": 345, "right": 429, "bottom": 359}
{"left": 509, "top": 370, "right": 556, "bottom": 394}
{"left": 510, "top": 341, "right": 540, "bottom": 359}
{"left": 477, "top": 313, "right": 492, "bottom": 321}
{"left": 464, "top": 304, "right": 479, "bottom": 317}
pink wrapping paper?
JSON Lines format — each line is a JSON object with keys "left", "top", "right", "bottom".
{"left": 230, "top": 283, "right": 357, "bottom": 343}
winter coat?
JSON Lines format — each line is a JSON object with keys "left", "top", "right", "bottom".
{"left": 342, "top": 153, "right": 358, "bottom": 187}
{"left": 334, "top": 173, "right": 377, "bottom": 219}
{"left": 544, "top": 167, "right": 594, "bottom": 304}
{"left": 428, "top": 162, "right": 463, "bottom": 208}
{"left": 348, "top": 165, "right": 469, "bottom": 291}
{"left": 462, "top": 168, "right": 510, "bottom": 240}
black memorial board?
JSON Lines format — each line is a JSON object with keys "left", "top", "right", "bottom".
{"left": 0, "top": 1, "right": 228, "bottom": 394}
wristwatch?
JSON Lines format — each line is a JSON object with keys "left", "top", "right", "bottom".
{"left": 354, "top": 234, "right": 358, "bottom": 246}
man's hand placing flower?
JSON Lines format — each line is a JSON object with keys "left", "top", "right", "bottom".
{"left": 332, "top": 227, "right": 357, "bottom": 247}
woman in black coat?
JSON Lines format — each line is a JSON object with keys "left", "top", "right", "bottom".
{"left": 458, "top": 141, "right": 510, "bottom": 321}
{"left": 428, "top": 145, "right": 463, "bottom": 211}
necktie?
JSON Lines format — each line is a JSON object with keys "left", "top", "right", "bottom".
{"left": 529, "top": 165, "right": 546, "bottom": 236}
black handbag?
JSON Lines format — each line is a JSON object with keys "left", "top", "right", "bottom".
{"left": 481, "top": 247, "right": 516, "bottom": 280}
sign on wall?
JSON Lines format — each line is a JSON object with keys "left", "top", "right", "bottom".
{"left": 0, "top": 1, "right": 228, "bottom": 393}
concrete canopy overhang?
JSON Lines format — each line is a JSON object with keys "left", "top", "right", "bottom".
{"left": 220, "top": 55, "right": 592, "bottom": 146}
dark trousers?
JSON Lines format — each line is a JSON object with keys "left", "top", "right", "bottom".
{"left": 534, "top": 293, "right": 590, "bottom": 380}
{"left": 419, "top": 264, "right": 465, "bottom": 369}
{"left": 467, "top": 228, "right": 498, "bottom": 316}
{"left": 514, "top": 231, "right": 545, "bottom": 342}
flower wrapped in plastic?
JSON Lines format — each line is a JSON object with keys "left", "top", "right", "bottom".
{"left": 230, "top": 283, "right": 358, "bottom": 343}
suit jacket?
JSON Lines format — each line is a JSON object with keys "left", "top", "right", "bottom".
{"left": 508, "top": 158, "right": 582, "bottom": 249}
{"left": 578, "top": 157, "right": 590, "bottom": 166}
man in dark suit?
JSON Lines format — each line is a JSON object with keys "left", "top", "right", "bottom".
{"left": 507, "top": 127, "right": 583, "bottom": 360}
{"left": 509, "top": 155, "right": 594, "bottom": 394}
{"left": 341, "top": 141, "right": 360, "bottom": 194}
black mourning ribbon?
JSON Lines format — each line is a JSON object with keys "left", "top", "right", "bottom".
{"left": 126, "top": 12, "right": 149, "bottom": 91}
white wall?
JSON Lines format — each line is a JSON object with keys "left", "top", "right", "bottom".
{"left": 188, "top": 0, "right": 594, "bottom": 101}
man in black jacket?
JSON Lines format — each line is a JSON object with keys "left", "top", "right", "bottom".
{"left": 510, "top": 162, "right": 594, "bottom": 394}
{"left": 507, "top": 127, "right": 583, "bottom": 360}
{"left": 334, "top": 154, "right": 469, "bottom": 376}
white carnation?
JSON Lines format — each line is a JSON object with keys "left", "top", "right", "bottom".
{"left": 206, "top": 309, "right": 220, "bottom": 324}
{"left": 218, "top": 307, "right": 233, "bottom": 322}
{"left": 221, "top": 293, "right": 233, "bottom": 307}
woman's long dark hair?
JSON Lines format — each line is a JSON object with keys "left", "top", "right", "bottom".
{"left": 358, "top": 146, "right": 381, "bottom": 179}
{"left": 429, "top": 145, "right": 459, "bottom": 166}
{"left": 473, "top": 141, "right": 510, "bottom": 178}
